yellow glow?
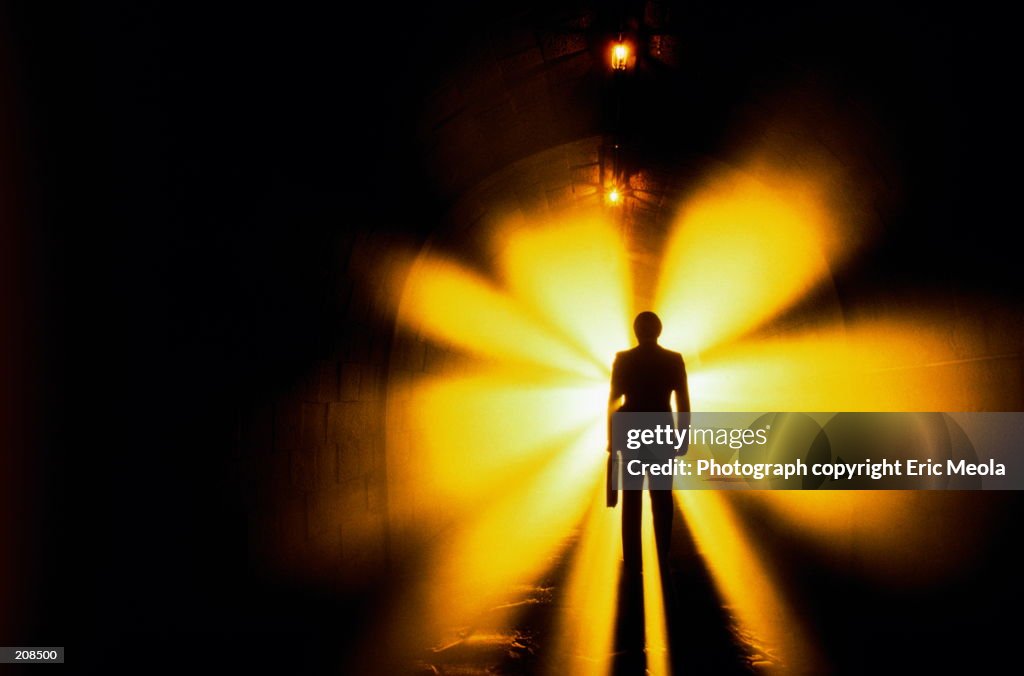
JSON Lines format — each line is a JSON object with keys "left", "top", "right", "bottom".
{"left": 421, "top": 425, "right": 604, "bottom": 633}
{"left": 399, "top": 366, "right": 606, "bottom": 513}
{"left": 383, "top": 209, "right": 628, "bottom": 664}
{"left": 547, "top": 485, "right": 620, "bottom": 676}
{"left": 740, "top": 490, "right": 1001, "bottom": 585}
{"left": 676, "top": 491, "right": 819, "bottom": 672}
{"left": 395, "top": 255, "right": 602, "bottom": 378}
{"left": 611, "top": 42, "right": 630, "bottom": 70}
{"left": 655, "top": 168, "right": 851, "bottom": 357}
{"left": 607, "top": 188, "right": 621, "bottom": 204}
{"left": 688, "top": 316, "right": 992, "bottom": 411}
{"left": 376, "top": 156, "right": 1001, "bottom": 671}
{"left": 497, "top": 214, "right": 631, "bottom": 368}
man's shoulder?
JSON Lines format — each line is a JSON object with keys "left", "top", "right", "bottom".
{"left": 617, "top": 345, "right": 682, "bottom": 357}
{"left": 656, "top": 345, "right": 684, "bottom": 360}
{"left": 616, "top": 345, "right": 684, "bottom": 367}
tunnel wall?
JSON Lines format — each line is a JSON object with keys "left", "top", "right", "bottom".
{"left": 232, "top": 232, "right": 395, "bottom": 588}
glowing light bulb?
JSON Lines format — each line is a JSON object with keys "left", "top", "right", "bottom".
{"left": 607, "top": 188, "right": 622, "bottom": 205}
{"left": 611, "top": 42, "right": 629, "bottom": 70}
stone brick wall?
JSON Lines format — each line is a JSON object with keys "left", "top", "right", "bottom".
{"left": 232, "top": 232, "right": 397, "bottom": 588}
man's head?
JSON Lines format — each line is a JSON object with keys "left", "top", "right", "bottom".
{"left": 633, "top": 311, "right": 662, "bottom": 344}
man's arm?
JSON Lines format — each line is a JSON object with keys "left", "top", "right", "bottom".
{"left": 607, "top": 354, "right": 624, "bottom": 453}
{"left": 674, "top": 354, "right": 690, "bottom": 412}
{"left": 673, "top": 355, "right": 691, "bottom": 454}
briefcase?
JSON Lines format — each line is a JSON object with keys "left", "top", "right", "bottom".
{"left": 606, "top": 452, "right": 618, "bottom": 508}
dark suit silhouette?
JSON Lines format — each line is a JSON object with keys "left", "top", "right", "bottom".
{"left": 608, "top": 312, "right": 689, "bottom": 574}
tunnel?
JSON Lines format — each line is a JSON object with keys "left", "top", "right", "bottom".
{"left": 3, "top": 0, "right": 1023, "bottom": 673}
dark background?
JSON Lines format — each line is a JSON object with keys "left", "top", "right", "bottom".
{"left": 1, "top": 0, "right": 1021, "bottom": 672}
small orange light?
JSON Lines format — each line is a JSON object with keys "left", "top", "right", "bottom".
{"left": 611, "top": 42, "right": 629, "bottom": 70}
{"left": 607, "top": 188, "right": 622, "bottom": 205}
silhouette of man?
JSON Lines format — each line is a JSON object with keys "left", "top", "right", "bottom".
{"left": 608, "top": 311, "right": 690, "bottom": 574}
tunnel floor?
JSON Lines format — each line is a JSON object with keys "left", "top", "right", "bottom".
{"left": 411, "top": 500, "right": 771, "bottom": 676}
{"left": 399, "top": 491, "right": 1024, "bottom": 676}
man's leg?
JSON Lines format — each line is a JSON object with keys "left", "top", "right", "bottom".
{"left": 621, "top": 488, "right": 642, "bottom": 574}
{"left": 649, "top": 482, "right": 679, "bottom": 627}
{"left": 650, "top": 486, "right": 674, "bottom": 570}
